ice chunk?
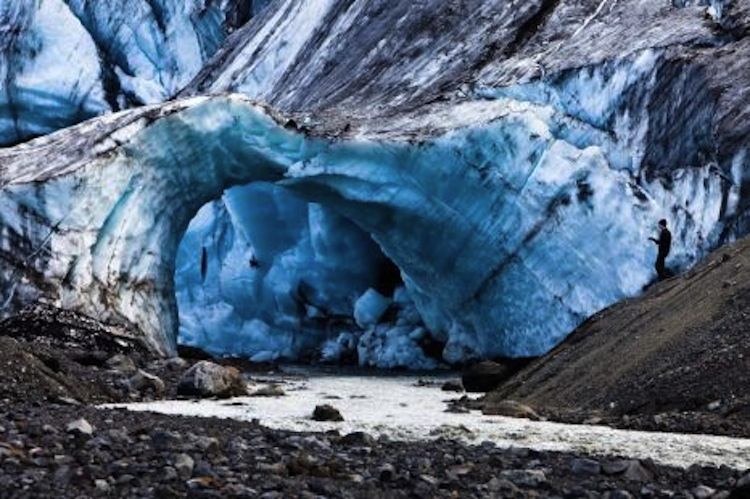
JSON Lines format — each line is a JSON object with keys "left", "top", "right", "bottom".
{"left": 357, "top": 326, "right": 437, "bottom": 370}
{"left": 354, "top": 289, "right": 392, "bottom": 329}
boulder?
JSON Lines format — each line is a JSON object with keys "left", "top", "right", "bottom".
{"left": 177, "top": 361, "right": 247, "bottom": 398}
{"left": 570, "top": 458, "right": 602, "bottom": 475}
{"left": 441, "top": 380, "right": 464, "bottom": 392}
{"left": 312, "top": 404, "right": 344, "bottom": 422}
{"left": 462, "top": 361, "right": 515, "bottom": 392}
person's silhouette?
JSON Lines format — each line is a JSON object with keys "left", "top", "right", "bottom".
{"left": 648, "top": 219, "right": 672, "bottom": 280}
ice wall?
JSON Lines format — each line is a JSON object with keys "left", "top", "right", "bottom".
{"left": 1, "top": 84, "right": 734, "bottom": 363}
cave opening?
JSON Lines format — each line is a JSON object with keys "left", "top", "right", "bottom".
{"left": 174, "top": 182, "right": 442, "bottom": 369}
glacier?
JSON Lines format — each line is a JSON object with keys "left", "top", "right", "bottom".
{"left": 2, "top": 0, "right": 750, "bottom": 366}
{"left": 0, "top": 0, "right": 255, "bottom": 146}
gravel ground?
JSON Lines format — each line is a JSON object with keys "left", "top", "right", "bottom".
{"left": 1, "top": 402, "right": 748, "bottom": 499}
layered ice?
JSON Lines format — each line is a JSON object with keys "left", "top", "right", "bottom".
{"left": 0, "top": 0, "right": 252, "bottom": 145}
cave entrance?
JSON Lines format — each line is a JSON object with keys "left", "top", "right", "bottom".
{"left": 174, "top": 182, "right": 440, "bottom": 369}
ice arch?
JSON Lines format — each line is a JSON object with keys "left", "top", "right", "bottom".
{"left": 0, "top": 95, "right": 729, "bottom": 361}
{"left": 174, "top": 183, "right": 438, "bottom": 368}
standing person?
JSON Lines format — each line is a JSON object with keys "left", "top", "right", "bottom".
{"left": 649, "top": 219, "right": 672, "bottom": 280}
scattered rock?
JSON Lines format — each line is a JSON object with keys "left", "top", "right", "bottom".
{"left": 570, "top": 458, "right": 601, "bottom": 475}
{"left": 340, "top": 431, "right": 375, "bottom": 446}
{"left": 623, "top": 460, "right": 653, "bottom": 482}
{"left": 378, "top": 463, "right": 396, "bottom": 481}
{"left": 462, "top": 360, "right": 516, "bottom": 392}
{"left": 602, "top": 459, "right": 631, "bottom": 475}
{"left": 174, "top": 453, "right": 195, "bottom": 479}
{"left": 93, "top": 479, "right": 110, "bottom": 494}
{"left": 692, "top": 485, "right": 717, "bottom": 499}
{"left": 486, "top": 477, "right": 520, "bottom": 494}
{"left": 250, "top": 385, "right": 285, "bottom": 397}
{"left": 177, "top": 361, "right": 247, "bottom": 398}
{"left": 128, "top": 369, "right": 165, "bottom": 396}
{"left": 606, "top": 490, "right": 634, "bottom": 499}
{"left": 499, "top": 469, "right": 547, "bottom": 487}
{"left": 312, "top": 404, "right": 344, "bottom": 422}
{"left": 66, "top": 418, "right": 93, "bottom": 437}
{"left": 481, "top": 398, "right": 540, "bottom": 420}
{"left": 441, "top": 380, "right": 464, "bottom": 392}
{"left": 105, "top": 354, "right": 137, "bottom": 374}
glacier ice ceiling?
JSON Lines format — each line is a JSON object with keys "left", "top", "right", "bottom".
{"left": 1, "top": 0, "right": 750, "bottom": 366}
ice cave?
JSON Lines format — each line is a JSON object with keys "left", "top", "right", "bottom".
{"left": 174, "top": 182, "right": 440, "bottom": 369}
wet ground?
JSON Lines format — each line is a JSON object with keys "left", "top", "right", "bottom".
{"left": 106, "top": 369, "right": 750, "bottom": 470}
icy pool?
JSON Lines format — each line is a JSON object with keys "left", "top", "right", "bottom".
{"left": 105, "top": 371, "right": 750, "bottom": 470}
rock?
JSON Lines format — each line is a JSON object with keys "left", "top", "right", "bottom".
{"left": 378, "top": 463, "right": 396, "bottom": 481}
{"left": 128, "top": 369, "right": 166, "bottom": 396}
{"left": 105, "top": 354, "right": 137, "bottom": 374}
{"left": 606, "top": 490, "right": 634, "bottom": 499}
{"left": 162, "top": 466, "right": 178, "bottom": 481}
{"left": 441, "top": 380, "right": 464, "bottom": 392}
{"left": 462, "top": 361, "right": 515, "bottom": 392}
{"left": 481, "top": 398, "right": 540, "bottom": 420}
{"left": 737, "top": 473, "right": 750, "bottom": 487}
{"left": 66, "top": 418, "right": 93, "bottom": 437}
{"left": 486, "top": 477, "right": 520, "bottom": 494}
{"left": 499, "top": 469, "right": 547, "bottom": 488}
{"left": 257, "top": 462, "right": 287, "bottom": 475}
{"left": 708, "top": 400, "right": 722, "bottom": 411}
{"left": 602, "top": 460, "right": 630, "bottom": 475}
{"left": 93, "top": 479, "right": 110, "bottom": 494}
{"left": 312, "top": 404, "right": 344, "bottom": 422}
{"left": 570, "top": 458, "right": 601, "bottom": 475}
{"left": 193, "top": 436, "right": 219, "bottom": 452}
{"left": 174, "top": 453, "right": 195, "bottom": 479}
{"left": 340, "top": 431, "right": 375, "bottom": 446}
{"left": 177, "top": 361, "right": 247, "bottom": 398}
{"left": 623, "top": 460, "right": 653, "bottom": 482}
{"left": 150, "top": 429, "right": 182, "bottom": 451}
{"left": 250, "top": 385, "right": 285, "bottom": 397}
{"left": 165, "top": 357, "right": 188, "bottom": 370}
{"left": 692, "top": 485, "right": 716, "bottom": 499}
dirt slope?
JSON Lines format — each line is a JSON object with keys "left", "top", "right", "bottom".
{"left": 495, "top": 235, "right": 750, "bottom": 421}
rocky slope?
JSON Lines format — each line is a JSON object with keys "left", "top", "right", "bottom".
{"left": 488, "top": 232, "right": 750, "bottom": 434}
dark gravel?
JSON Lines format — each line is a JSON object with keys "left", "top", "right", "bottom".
{"left": 1, "top": 402, "right": 748, "bottom": 499}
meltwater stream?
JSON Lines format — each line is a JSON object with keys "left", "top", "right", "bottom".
{"left": 105, "top": 370, "right": 750, "bottom": 470}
